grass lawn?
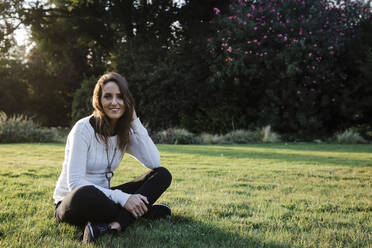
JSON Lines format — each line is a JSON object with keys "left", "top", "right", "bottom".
{"left": 0, "top": 143, "right": 371, "bottom": 248}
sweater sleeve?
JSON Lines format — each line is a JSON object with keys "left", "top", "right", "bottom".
{"left": 126, "top": 118, "right": 161, "bottom": 169}
{"left": 66, "top": 125, "right": 130, "bottom": 207}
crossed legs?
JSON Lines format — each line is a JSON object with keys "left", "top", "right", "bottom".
{"left": 54, "top": 167, "right": 172, "bottom": 230}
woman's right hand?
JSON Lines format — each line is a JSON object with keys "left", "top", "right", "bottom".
{"left": 124, "top": 194, "right": 149, "bottom": 219}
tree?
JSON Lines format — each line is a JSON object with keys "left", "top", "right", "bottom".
{"left": 0, "top": 1, "right": 31, "bottom": 115}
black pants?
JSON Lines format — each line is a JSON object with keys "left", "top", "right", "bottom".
{"left": 54, "top": 167, "right": 172, "bottom": 230}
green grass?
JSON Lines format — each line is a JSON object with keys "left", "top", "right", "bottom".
{"left": 0, "top": 143, "right": 371, "bottom": 248}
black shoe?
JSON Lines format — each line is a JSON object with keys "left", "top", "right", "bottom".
{"left": 82, "top": 222, "right": 116, "bottom": 244}
{"left": 145, "top": 204, "right": 171, "bottom": 220}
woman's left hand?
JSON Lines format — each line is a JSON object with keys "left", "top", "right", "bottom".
{"left": 123, "top": 194, "right": 149, "bottom": 218}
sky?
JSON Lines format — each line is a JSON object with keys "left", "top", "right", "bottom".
{"left": 15, "top": 26, "right": 29, "bottom": 46}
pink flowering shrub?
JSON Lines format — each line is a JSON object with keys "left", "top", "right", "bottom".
{"left": 207, "top": 0, "right": 370, "bottom": 137}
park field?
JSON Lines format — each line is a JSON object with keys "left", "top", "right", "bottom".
{"left": 0, "top": 143, "right": 371, "bottom": 248}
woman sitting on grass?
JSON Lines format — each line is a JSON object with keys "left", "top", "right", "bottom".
{"left": 53, "top": 72, "right": 172, "bottom": 244}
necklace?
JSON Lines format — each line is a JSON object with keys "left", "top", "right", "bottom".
{"left": 105, "top": 146, "right": 117, "bottom": 188}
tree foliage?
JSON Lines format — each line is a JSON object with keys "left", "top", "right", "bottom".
{"left": 1, "top": 0, "right": 371, "bottom": 139}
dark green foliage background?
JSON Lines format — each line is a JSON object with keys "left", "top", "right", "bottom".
{"left": 0, "top": 0, "right": 371, "bottom": 139}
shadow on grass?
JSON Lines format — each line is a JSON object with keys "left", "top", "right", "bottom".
{"left": 91, "top": 215, "right": 294, "bottom": 248}
{"left": 159, "top": 145, "right": 372, "bottom": 167}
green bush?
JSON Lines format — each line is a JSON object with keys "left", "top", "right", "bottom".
{"left": 71, "top": 75, "right": 96, "bottom": 124}
{"left": 333, "top": 129, "right": 367, "bottom": 144}
{"left": 256, "top": 125, "right": 281, "bottom": 143}
{"left": 0, "top": 111, "right": 58, "bottom": 143}
{"left": 200, "top": 133, "right": 221, "bottom": 144}
{"left": 207, "top": 0, "right": 371, "bottom": 137}
{"left": 220, "top": 129, "right": 258, "bottom": 144}
{"left": 153, "top": 128, "right": 198, "bottom": 144}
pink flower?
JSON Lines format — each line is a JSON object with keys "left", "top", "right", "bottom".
{"left": 264, "top": 35, "right": 268, "bottom": 39}
{"left": 308, "top": 53, "right": 312, "bottom": 57}
{"left": 253, "top": 26, "right": 258, "bottom": 31}
{"left": 227, "top": 47, "right": 232, "bottom": 53}
{"left": 213, "top": 8, "right": 220, "bottom": 14}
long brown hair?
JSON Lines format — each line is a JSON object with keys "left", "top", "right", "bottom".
{"left": 92, "top": 72, "right": 135, "bottom": 152}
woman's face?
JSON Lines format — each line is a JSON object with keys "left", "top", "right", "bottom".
{"left": 101, "top": 82, "right": 125, "bottom": 124}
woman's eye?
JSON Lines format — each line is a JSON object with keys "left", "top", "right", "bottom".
{"left": 104, "top": 94, "right": 112, "bottom": 99}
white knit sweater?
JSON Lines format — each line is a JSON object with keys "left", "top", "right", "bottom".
{"left": 53, "top": 116, "right": 160, "bottom": 207}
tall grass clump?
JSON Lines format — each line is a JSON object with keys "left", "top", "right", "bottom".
{"left": 220, "top": 129, "right": 258, "bottom": 144}
{"left": 333, "top": 129, "right": 367, "bottom": 144}
{"left": 153, "top": 128, "right": 198, "bottom": 144}
{"left": 256, "top": 125, "right": 281, "bottom": 143}
{"left": 0, "top": 111, "right": 58, "bottom": 143}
